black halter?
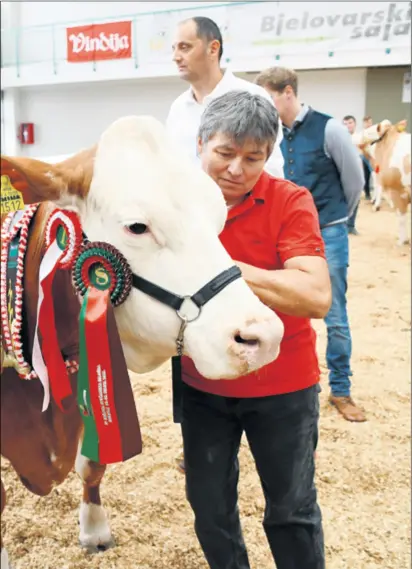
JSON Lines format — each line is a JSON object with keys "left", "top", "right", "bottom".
{"left": 81, "top": 230, "right": 241, "bottom": 315}
{"left": 132, "top": 265, "right": 241, "bottom": 312}
{"left": 81, "top": 229, "right": 242, "bottom": 354}
{"left": 132, "top": 265, "right": 242, "bottom": 355}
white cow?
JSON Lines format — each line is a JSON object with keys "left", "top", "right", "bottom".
{"left": 4, "top": 115, "right": 285, "bottom": 378}
{"left": 1, "top": 116, "right": 285, "bottom": 568}
{"left": 360, "top": 119, "right": 411, "bottom": 245}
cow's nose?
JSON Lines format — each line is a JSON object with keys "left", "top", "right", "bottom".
{"left": 234, "top": 332, "right": 261, "bottom": 349}
{"left": 229, "top": 317, "right": 284, "bottom": 370}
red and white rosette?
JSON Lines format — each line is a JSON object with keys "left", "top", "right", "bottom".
{"left": 32, "top": 209, "right": 83, "bottom": 411}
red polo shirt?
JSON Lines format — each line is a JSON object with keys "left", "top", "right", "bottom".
{"left": 181, "top": 171, "right": 326, "bottom": 398}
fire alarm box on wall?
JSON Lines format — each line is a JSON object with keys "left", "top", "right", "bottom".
{"left": 18, "top": 123, "right": 35, "bottom": 145}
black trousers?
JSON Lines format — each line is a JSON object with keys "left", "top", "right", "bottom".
{"left": 181, "top": 382, "right": 325, "bottom": 569}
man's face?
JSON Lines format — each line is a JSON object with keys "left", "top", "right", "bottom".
{"left": 172, "top": 20, "right": 211, "bottom": 82}
{"left": 363, "top": 118, "right": 373, "bottom": 129}
{"left": 263, "top": 87, "right": 291, "bottom": 122}
{"left": 343, "top": 118, "right": 357, "bottom": 134}
{"left": 198, "top": 133, "right": 270, "bottom": 203}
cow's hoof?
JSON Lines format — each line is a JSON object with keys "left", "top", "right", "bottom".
{"left": 1, "top": 547, "right": 11, "bottom": 569}
{"left": 79, "top": 502, "right": 114, "bottom": 553}
{"left": 80, "top": 538, "right": 116, "bottom": 554}
{"left": 373, "top": 205, "right": 380, "bottom": 212}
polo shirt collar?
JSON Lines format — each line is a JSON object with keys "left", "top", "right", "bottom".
{"left": 184, "top": 68, "right": 236, "bottom": 106}
{"left": 226, "top": 171, "right": 270, "bottom": 221}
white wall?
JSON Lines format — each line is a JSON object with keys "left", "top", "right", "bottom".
{"left": 19, "top": 76, "right": 185, "bottom": 157}
{"left": 18, "top": 67, "right": 367, "bottom": 159}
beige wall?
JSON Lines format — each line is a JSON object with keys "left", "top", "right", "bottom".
{"left": 365, "top": 66, "right": 411, "bottom": 126}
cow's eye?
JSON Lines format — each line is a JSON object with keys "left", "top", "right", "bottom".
{"left": 126, "top": 223, "right": 148, "bottom": 235}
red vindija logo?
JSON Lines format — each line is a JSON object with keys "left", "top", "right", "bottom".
{"left": 66, "top": 21, "right": 132, "bottom": 62}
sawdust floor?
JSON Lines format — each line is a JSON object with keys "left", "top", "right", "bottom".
{"left": 1, "top": 199, "right": 411, "bottom": 569}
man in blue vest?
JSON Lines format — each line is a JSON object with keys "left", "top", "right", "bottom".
{"left": 256, "top": 67, "right": 366, "bottom": 422}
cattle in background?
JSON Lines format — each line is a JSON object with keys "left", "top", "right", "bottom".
{"left": 359, "top": 119, "right": 411, "bottom": 245}
{"left": 0, "top": 115, "right": 285, "bottom": 569}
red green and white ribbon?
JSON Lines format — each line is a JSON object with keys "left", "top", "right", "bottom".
{"left": 73, "top": 241, "right": 140, "bottom": 464}
{"left": 32, "top": 209, "right": 83, "bottom": 411}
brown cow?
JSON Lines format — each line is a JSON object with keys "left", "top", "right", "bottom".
{"left": 1, "top": 116, "right": 285, "bottom": 568}
{"left": 359, "top": 120, "right": 411, "bottom": 245}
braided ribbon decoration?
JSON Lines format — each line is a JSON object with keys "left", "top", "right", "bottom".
{"left": 33, "top": 209, "right": 83, "bottom": 412}
{"left": 1, "top": 205, "right": 39, "bottom": 377}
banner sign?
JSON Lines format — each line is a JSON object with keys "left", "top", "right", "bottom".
{"left": 225, "top": 1, "right": 411, "bottom": 59}
{"left": 67, "top": 20, "right": 132, "bottom": 63}
{"left": 63, "top": 2, "right": 410, "bottom": 67}
{"left": 139, "top": 1, "right": 410, "bottom": 66}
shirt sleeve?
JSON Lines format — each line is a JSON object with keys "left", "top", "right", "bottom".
{"left": 324, "top": 118, "right": 364, "bottom": 218}
{"left": 276, "top": 186, "right": 326, "bottom": 265}
{"left": 264, "top": 116, "right": 285, "bottom": 178}
{"left": 257, "top": 88, "right": 285, "bottom": 178}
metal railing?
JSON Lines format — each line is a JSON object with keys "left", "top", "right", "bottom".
{"left": 1, "top": 2, "right": 262, "bottom": 76}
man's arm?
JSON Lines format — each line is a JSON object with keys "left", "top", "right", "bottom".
{"left": 236, "top": 256, "right": 331, "bottom": 319}
{"left": 324, "top": 119, "right": 364, "bottom": 217}
{"left": 236, "top": 186, "right": 331, "bottom": 319}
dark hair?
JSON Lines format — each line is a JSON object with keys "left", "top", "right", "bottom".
{"left": 191, "top": 16, "right": 223, "bottom": 61}
{"left": 363, "top": 115, "right": 372, "bottom": 122}
{"left": 343, "top": 115, "right": 356, "bottom": 122}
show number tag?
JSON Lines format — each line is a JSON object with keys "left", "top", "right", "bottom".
{"left": 1, "top": 175, "right": 25, "bottom": 215}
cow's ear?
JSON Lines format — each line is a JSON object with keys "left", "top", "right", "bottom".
{"left": 1, "top": 146, "right": 96, "bottom": 211}
{"left": 396, "top": 120, "right": 407, "bottom": 132}
{"left": 377, "top": 121, "right": 391, "bottom": 136}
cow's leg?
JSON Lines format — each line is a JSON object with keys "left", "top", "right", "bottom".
{"left": 373, "top": 182, "right": 382, "bottom": 211}
{"left": 384, "top": 192, "right": 394, "bottom": 209}
{"left": 1, "top": 479, "right": 11, "bottom": 569}
{"left": 396, "top": 209, "right": 409, "bottom": 246}
{"left": 75, "top": 445, "right": 114, "bottom": 552}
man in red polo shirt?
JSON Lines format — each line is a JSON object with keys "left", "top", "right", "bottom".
{"left": 177, "top": 91, "right": 331, "bottom": 569}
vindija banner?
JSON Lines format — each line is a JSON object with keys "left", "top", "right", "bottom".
{"left": 66, "top": 20, "right": 132, "bottom": 63}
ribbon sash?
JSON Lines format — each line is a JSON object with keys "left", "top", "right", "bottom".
{"left": 33, "top": 240, "right": 72, "bottom": 411}
{"left": 79, "top": 286, "right": 142, "bottom": 464}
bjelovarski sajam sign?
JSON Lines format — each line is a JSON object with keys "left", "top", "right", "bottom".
{"left": 259, "top": 2, "right": 410, "bottom": 43}
{"left": 218, "top": 1, "right": 411, "bottom": 63}
{"left": 66, "top": 21, "right": 132, "bottom": 62}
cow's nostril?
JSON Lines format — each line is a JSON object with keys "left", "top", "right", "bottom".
{"left": 234, "top": 334, "right": 260, "bottom": 347}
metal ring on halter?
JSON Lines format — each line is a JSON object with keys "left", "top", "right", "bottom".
{"left": 176, "top": 296, "right": 203, "bottom": 323}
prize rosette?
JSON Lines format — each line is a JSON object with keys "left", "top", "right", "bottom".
{"left": 72, "top": 241, "right": 132, "bottom": 306}
{"left": 45, "top": 209, "right": 83, "bottom": 270}
{"left": 71, "top": 242, "right": 141, "bottom": 464}
{"left": 33, "top": 209, "right": 84, "bottom": 412}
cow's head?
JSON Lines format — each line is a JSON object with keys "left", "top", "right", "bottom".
{"left": 1, "top": 116, "right": 284, "bottom": 378}
{"left": 360, "top": 119, "right": 408, "bottom": 147}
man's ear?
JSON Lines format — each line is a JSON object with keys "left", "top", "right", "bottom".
{"left": 196, "top": 136, "right": 203, "bottom": 158}
{"left": 1, "top": 146, "right": 96, "bottom": 211}
{"left": 208, "top": 39, "right": 221, "bottom": 59}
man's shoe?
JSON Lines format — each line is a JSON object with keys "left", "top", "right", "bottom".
{"left": 329, "top": 395, "right": 367, "bottom": 422}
